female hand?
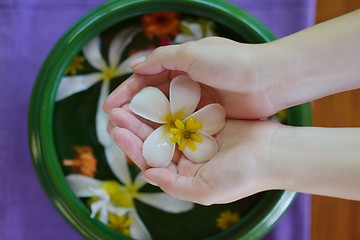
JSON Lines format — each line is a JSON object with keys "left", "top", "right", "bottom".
{"left": 104, "top": 37, "right": 284, "bottom": 120}
{"left": 108, "top": 107, "right": 281, "bottom": 204}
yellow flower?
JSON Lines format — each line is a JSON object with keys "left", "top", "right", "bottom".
{"left": 275, "top": 110, "right": 287, "bottom": 121}
{"left": 101, "top": 180, "right": 137, "bottom": 208}
{"left": 170, "top": 116, "right": 203, "bottom": 151}
{"left": 107, "top": 213, "right": 132, "bottom": 236}
{"left": 216, "top": 210, "right": 240, "bottom": 230}
{"left": 65, "top": 55, "right": 85, "bottom": 75}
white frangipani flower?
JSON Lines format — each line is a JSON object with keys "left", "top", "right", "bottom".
{"left": 174, "top": 19, "right": 215, "bottom": 43}
{"left": 56, "top": 26, "right": 151, "bottom": 146}
{"left": 66, "top": 155, "right": 194, "bottom": 239}
{"left": 129, "top": 75, "right": 226, "bottom": 167}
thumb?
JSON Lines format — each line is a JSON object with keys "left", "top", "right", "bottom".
{"left": 145, "top": 168, "right": 219, "bottom": 205}
{"left": 130, "top": 44, "right": 194, "bottom": 75}
{"left": 143, "top": 168, "right": 198, "bottom": 202}
{"left": 143, "top": 168, "right": 177, "bottom": 189}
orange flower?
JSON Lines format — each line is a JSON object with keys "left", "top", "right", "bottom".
{"left": 63, "top": 146, "right": 97, "bottom": 177}
{"left": 142, "top": 12, "right": 180, "bottom": 39}
{"left": 216, "top": 210, "right": 240, "bottom": 230}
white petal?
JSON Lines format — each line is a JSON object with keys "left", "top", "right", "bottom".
{"left": 115, "top": 50, "right": 151, "bottom": 75}
{"left": 98, "top": 204, "right": 109, "bottom": 224}
{"left": 170, "top": 75, "right": 200, "bottom": 119}
{"left": 173, "top": 34, "right": 196, "bottom": 44}
{"left": 96, "top": 81, "right": 112, "bottom": 147}
{"left": 99, "top": 81, "right": 132, "bottom": 185}
{"left": 129, "top": 87, "right": 171, "bottom": 124}
{"left": 133, "top": 172, "right": 147, "bottom": 190}
{"left": 105, "top": 140, "right": 132, "bottom": 186}
{"left": 205, "top": 21, "right": 215, "bottom": 37}
{"left": 83, "top": 36, "right": 107, "bottom": 70}
{"left": 183, "top": 22, "right": 202, "bottom": 39}
{"left": 189, "top": 22, "right": 203, "bottom": 40}
{"left": 90, "top": 188, "right": 110, "bottom": 201}
{"left": 142, "top": 125, "right": 175, "bottom": 168}
{"left": 56, "top": 73, "right": 102, "bottom": 101}
{"left": 66, "top": 174, "right": 103, "bottom": 197}
{"left": 107, "top": 205, "right": 129, "bottom": 216}
{"left": 136, "top": 192, "right": 194, "bottom": 213}
{"left": 66, "top": 174, "right": 102, "bottom": 197}
{"left": 190, "top": 103, "right": 226, "bottom": 135}
{"left": 109, "top": 27, "right": 141, "bottom": 68}
{"left": 129, "top": 210, "right": 152, "bottom": 240}
{"left": 174, "top": 22, "right": 200, "bottom": 44}
{"left": 89, "top": 188, "right": 111, "bottom": 223}
{"left": 90, "top": 199, "right": 107, "bottom": 220}
{"left": 182, "top": 131, "right": 218, "bottom": 163}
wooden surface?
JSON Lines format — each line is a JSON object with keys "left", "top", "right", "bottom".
{"left": 312, "top": 1, "right": 360, "bottom": 239}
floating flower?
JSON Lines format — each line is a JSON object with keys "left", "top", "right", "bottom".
{"left": 129, "top": 75, "right": 226, "bottom": 167}
{"left": 66, "top": 150, "right": 194, "bottom": 239}
{"left": 56, "top": 26, "right": 151, "bottom": 147}
{"left": 63, "top": 146, "right": 97, "bottom": 177}
{"left": 65, "top": 55, "right": 85, "bottom": 75}
{"left": 174, "top": 18, "right": 216, "bottom": 44}
{"left": 142, "top": 12, "right": 180, "bottom": 39}
{"left": 216, "top": 210, "right": 240, "bottom": 230}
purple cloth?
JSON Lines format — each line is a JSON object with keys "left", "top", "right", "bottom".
{"left": 0, "top": 0, "right": 315, "bottom": 239}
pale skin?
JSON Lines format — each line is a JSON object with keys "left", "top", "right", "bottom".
{"left": 104, "top": 10, "right": 360, "bottom": 205}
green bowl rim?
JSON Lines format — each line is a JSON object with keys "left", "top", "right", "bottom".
{"left": 28, "top": 0, "right": 312, "bottom": 239}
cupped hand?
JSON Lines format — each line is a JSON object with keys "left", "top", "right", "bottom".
{"left": 108, "top": 106, "right": 281, "bottom": 205}
{"left": 104, "top": 37, "right": 283, "bottom": 119}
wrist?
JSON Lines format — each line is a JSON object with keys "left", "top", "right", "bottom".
{"left": 259, "top": 10, "right": 360, "bottom": 110}
{"left": 266, "top": 123, "right": 295, "bottom": 191}
{"left": 268, "top": 125, "right": 360, "bottom": 200}
{"left": 247, "top": 42, "right": 291, "bottom": 114}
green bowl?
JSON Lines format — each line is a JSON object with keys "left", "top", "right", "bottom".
{"left": 28, "top": 0, "right": 312, "bottom": 239}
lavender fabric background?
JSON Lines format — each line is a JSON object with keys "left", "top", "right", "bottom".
{"left": 0, "top": 0, "right": 315, "bottom": 239}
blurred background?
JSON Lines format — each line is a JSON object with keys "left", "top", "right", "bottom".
{"left": 312, "top": 0, "right": 360, "bottom": 239}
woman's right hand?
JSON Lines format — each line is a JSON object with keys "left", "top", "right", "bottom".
{"left": 104, "top": 37, "right": 285, "bottom": 120}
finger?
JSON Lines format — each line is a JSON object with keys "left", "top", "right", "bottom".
{"left": 144, "top": 167, "right": 213, "bottom": 205}
{"left": 111, "top": 127, "right": 149, "bottom": 171}
{"left": 104, "top": 71, "right": 172, "bottom": 113}
{"left": 109, "top": 107, "right": 154, "bottom": 141}
{"left": 176, "top": 155, "right": 203, "bottom": 177}
{"left": 106, "top": 120, "right": 116, "bottom": 134}
{"left": 121, "top": 104, "right": 160, "bottom": 129}
{"left": 104, "top": 75, "right": 140, "bottom": 113}
{"left": 131, "top": 43, "right": 196, "bottom": 75}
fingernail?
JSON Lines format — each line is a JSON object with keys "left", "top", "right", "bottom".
{"left": 111, "top": 126, "right": 121, "bottom": 137}
{"left": 142, "top": 175, "right": 159, "bottom": 186}
{"left": 129, "top": 56, "right": 146, "bottom": 68}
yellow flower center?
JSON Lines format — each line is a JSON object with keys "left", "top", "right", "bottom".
{"left": 102, "top": 67, "right": 117, "bottom": 81}
{"left": 102, "top": 180, "right": 138, "bottom": 208}
{"left": 66, "top": 55, "right": 85, "bottom": 75}
{"left": 170, "top": 116, "right": 203, "bottom": 151}
{"left": 216, "top": 210, "right": 240, "bottom": 230}
{"left": 108, "top": 213, "right": 132, "bottom": 236}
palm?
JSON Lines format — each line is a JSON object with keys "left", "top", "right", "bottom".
{"left": 147, "top": 119, "right": 279, "bottom": 204}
